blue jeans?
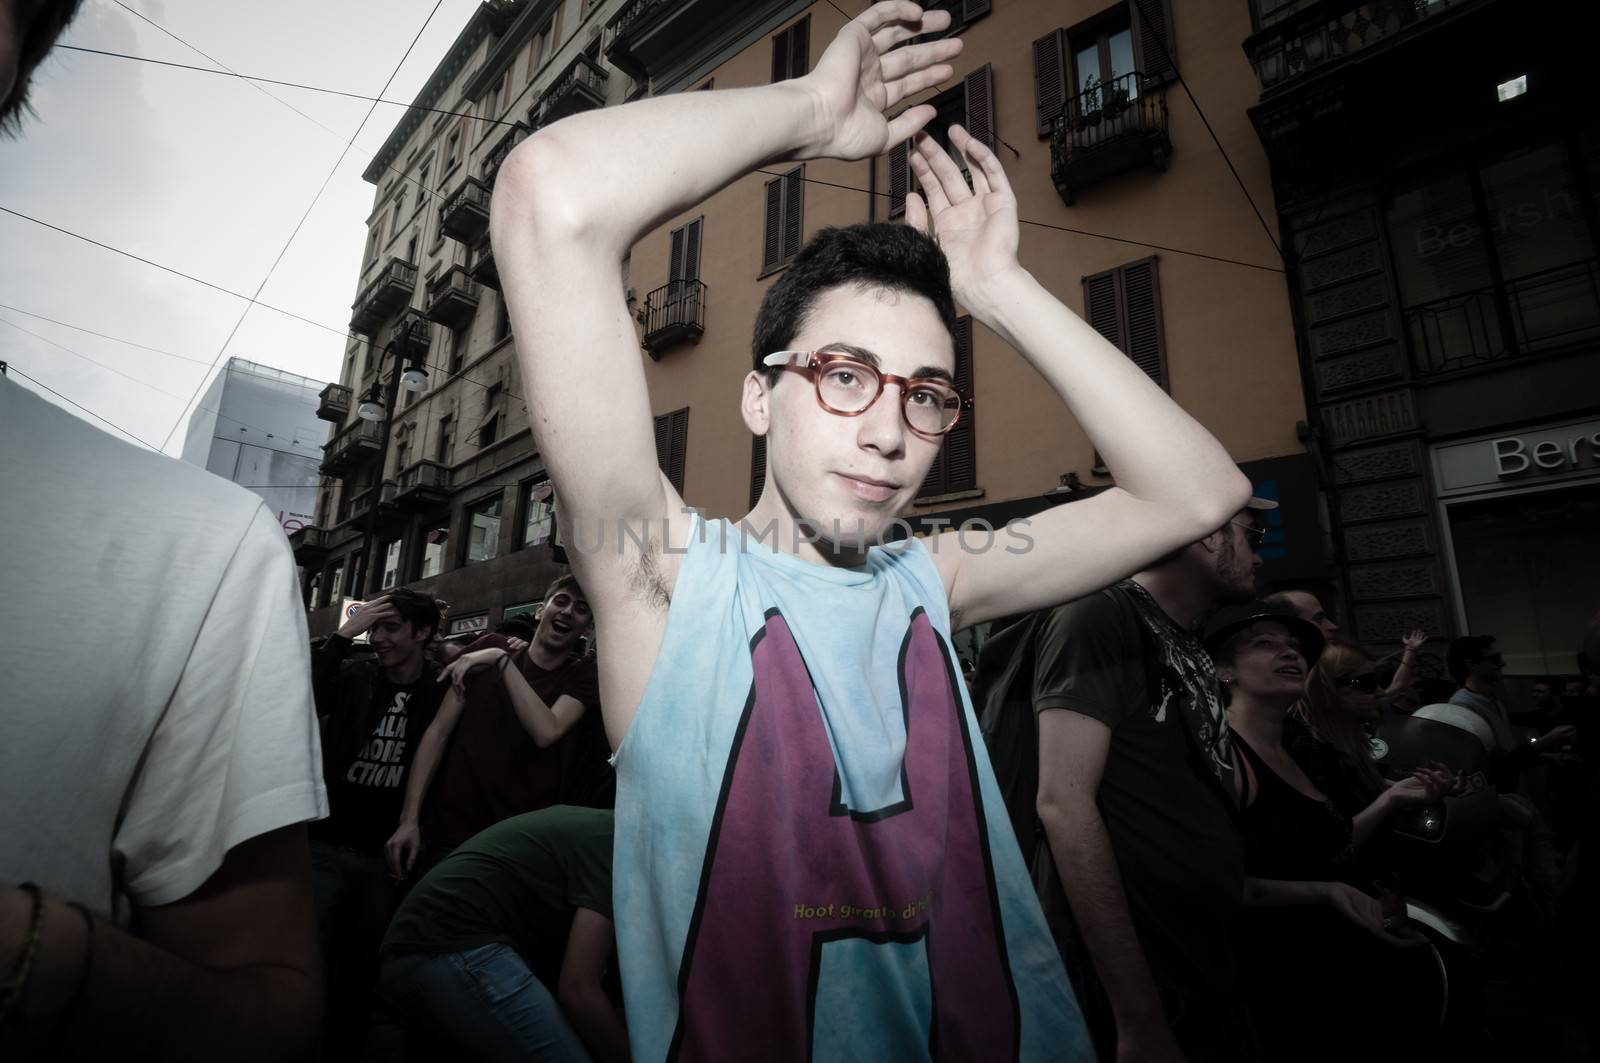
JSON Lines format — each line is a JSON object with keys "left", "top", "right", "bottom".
{"left": 378, "top": 944, "right": 593, "bottom": 1063}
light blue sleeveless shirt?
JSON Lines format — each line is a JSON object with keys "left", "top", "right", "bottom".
{"left": 613, "top": 515, "right": 1089, "bottom": 1062}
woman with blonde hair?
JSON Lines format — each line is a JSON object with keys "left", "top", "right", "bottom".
{"left": 1296, "top": 638, "right": 1454, "bottom": 845}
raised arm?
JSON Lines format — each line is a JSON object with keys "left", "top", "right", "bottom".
{"left": 439, "top": 648, "right": 590, "bottom": 748}
{"left": 384, "top": 689, "right": 463, "bottom": 879}
{"left": 907, "top": 128, "right": 1251, "bottom": 629}
{"left": 490, "top": 2, "right": 961, "bottom": 740}
{"left": 492, "top": 1, "right": 957, "bottom": 529}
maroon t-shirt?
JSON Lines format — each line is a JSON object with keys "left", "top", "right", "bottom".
{"left": 424, "top": 635, "right": 605, "bottom": 848}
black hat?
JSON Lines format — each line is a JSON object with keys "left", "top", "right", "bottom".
{"left": 1203, "top": 602, "right": 1325, "bottom": 666}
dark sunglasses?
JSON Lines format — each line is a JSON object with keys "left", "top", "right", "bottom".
{"left": 1228, "top": 519, "right": 1266, "bottom": 550}
{"left": 1335, "top": 672, "right": 1383, "bottom": 693}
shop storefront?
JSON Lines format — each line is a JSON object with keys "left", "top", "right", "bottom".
{"left": 1434, "top": 416, "right": 1600, "bottom": 675}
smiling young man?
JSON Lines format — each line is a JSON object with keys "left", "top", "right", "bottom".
{"left": 309, "top": 588, "right": 447, "bottom": 1057}
{"left": 385, "top": 575, "right": 606, "bottom": 880}
{"left": 491, "top": 3, "right": 1250, "bottom": 1058}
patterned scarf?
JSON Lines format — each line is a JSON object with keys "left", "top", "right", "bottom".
{"left": 1119, "top": 580, "right": 1237, "bottom": 796}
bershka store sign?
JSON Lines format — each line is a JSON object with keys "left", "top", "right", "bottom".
{"left": 1436, "top": 417, "right": 1600, "bottom": 496}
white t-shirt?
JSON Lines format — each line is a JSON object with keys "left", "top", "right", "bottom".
{"left": 0, "top": 376, "right": 328, "bottom": 919}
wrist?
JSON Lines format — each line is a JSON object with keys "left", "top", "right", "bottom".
{"left": 959, "top": 265, "right": 1037, "bottom": 335}
{"left": 773, "top": 79, "right": 833, "bottom": 162}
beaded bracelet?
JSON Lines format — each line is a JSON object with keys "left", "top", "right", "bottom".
{"left": 0, "top": 882, "right": 45, "bottom": 1030}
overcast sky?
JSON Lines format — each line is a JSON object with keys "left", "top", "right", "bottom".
{"left": 0, "top": 0, "right": 484, "bottom": 455}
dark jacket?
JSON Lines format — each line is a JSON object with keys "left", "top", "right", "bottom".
{"left": 311, "top": 634, "right": 444, "bottom": 790}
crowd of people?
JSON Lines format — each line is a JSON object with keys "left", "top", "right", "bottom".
{"left": 3, "top": 2, "right": 1594, "bottom": 1060}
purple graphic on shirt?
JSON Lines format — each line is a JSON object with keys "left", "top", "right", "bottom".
{"left": 667, "top": 608, "right": 1019, "bottom": 1062}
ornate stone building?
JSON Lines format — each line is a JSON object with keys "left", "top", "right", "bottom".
{"left": 1245, "top": 0, "right": 1600, "bottom": 673}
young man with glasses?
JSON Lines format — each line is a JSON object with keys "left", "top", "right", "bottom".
{"left": 491, "top": 3, "right": 1249, "bottom": 1057}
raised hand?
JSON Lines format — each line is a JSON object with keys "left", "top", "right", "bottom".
{"left": 1402, "top": 630, "right": 1427, "bottom": 652}
{"left": 800, "top": 1, "right": 961, "bottom": 161}
{"left": 438, "top": 647, "right": 506, "bottom": 697}
{"left": 337, "top": 595, "right": 397, "bottom": 639}
{"left": 905, "top": 125, "right": 1020, "bottom": 307}
{"left": 1390, "top": 766, "right": 1454, "bottom": 804}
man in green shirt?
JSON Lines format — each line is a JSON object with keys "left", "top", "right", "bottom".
{"left": 379, "top": 807, "right": 625, "bottom": 1062}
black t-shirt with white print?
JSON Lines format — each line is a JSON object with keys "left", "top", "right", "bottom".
{"left": 314, "top": 673, "right": 435, "bottom": 852}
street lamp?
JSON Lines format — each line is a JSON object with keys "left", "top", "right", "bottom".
{"left": 357, "top": 313, "right": 430, "bottom": 598}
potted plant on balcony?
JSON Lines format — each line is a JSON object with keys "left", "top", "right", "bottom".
{"left": 1101, "top": 79, "right": 1132, "bottom": 124}
{"left": 1076, "top": 75, "right": 1103, "bottom": 132}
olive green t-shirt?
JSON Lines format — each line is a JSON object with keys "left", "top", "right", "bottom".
{"left": 382, "top": 806, "right": 614, "bottom": 982}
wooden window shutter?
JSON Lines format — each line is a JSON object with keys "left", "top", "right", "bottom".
{"left": 1130, "top": 0, "right": 1177, "bottom": 83}
{"left": 653, "top": 411, "right": 670, "bottom": 472}
{"left": 1121, "top": 257, "right": 1167, "bottom": 387}
{"left": 653, "top": 408, "right": 688, "bottom": 492}
{"left": 964, "top": 65, "right": 996, "bottom": 152}
{"left": 944, "top": 315, "right": 976, "bottom": 492}
{"left": 761, "top": 176, "right": 783, "bottom": 273}
{"left": 1032, "top": 29, "right": 1067, "bottom": 138}
{"left": 963, "top": 0, "right": 992, "bottom": 19}
{"left": 1083, "top": 257, "right": 1167, "bottom": 389}
{"left": 684, "top": 218, "right": 702, "bottom": 281}
{"left": 781, "top": 166, "right": 803, "bottom": 264}
{"left": 1083, "top": 267, "right": 1124, "bottom": 349}
{"left": 918, "top": 315, "right": 975, "bottom": 497}
{"left": 791, "top": 15, "right": 809, "bottom": 79}
{"left": 888, "top": 140, "right": 910, "bottom": 219}
{"left": 668, "top": 407, "right": 689, "bottom": 493}
{"left": 749, "top": 434, "right": 767, "bottom": 509}
{"left": 668, "top": 225, "right": 686, "bottom": 281}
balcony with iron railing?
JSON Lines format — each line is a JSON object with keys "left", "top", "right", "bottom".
{"left": 439, "top": 176, "right": 493, "bottom": 245}
{"left": 1049, "top": 72, "right": 1170, "bottom": 206}
{"left": 394, "top": 459, "right": 452, "bottom": 509}
{"left": 316, "top": 383, "right": 351, "bottom": 422}
{"left": 337, "top": 481, "right": 397, "bottom": 527}
{"left": 425, "top": 265, "right": 481, "bottom": 327}
{"left": 1403, "top": 258, "right": 1600, "bottom": 379}
{"left": 1245, "top": 0, "right": 1480, "bottom": 96}
{"left": 469, "top": 239, "right": 500, "bottom": 291}
{"left": 351, "top": 257, "right": 418, "bottom": 335}
{"left": 288, "top": 525, "right": 332, "bottom": 566}
{"left": 535, "top": 53, "right": 609, "bottom": 127}
{"left": 387, "top": 316, "right": 432, "bottom": 360}
{"left": 320, "top": 418, "right": 383, "bottom": 477}
{"left": 481, "top": 122, "right": 529, "bottom": 188}
{"left": 639, "top": 278, "right": 705, "bottom": 358}
{"left": 603, "top": 0, "right": 667, "bottom": 81}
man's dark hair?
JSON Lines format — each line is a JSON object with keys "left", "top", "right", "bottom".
{"left": 545, "top": 572, "right": 584, "bottom": 602}
{"left": 385, "top": 587, "right": 442, "bottom": 641}
{"left": 1447, "top": 634, "right": 1496, "bottom": 684}
{"left": 495, "top": 617, "right": 537, "bottom": 639}
{"left": 750, "top": 223, "right": 957, "bottom": 382}
{"left": 2, "top": 0, "right": 87, "bottom": 135}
